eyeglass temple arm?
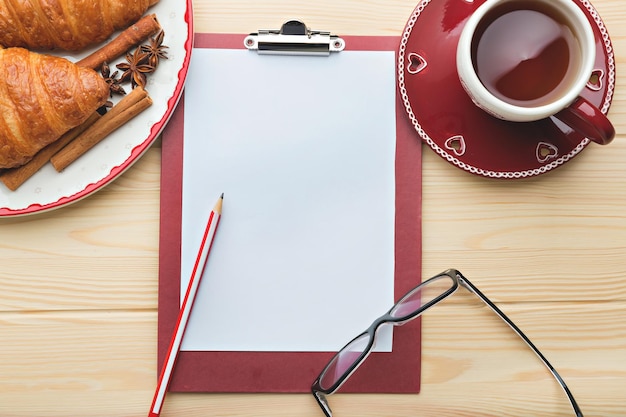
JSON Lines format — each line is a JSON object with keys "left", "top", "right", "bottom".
{"left": 313, "top": 390, "right": 333, "bottom": 417}
{"left": 456, "top": 272, "right": 584, "bottom": 417}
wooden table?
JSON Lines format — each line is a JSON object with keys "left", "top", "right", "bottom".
{"left": 1, "top": 1, "right": 625, "bottom": 416}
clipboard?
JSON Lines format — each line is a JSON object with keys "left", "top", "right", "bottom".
{"left": 158, "top": 24, "right": 422, "bottom": 393}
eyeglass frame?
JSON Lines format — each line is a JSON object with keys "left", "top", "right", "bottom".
{"left": 311, "top": 269, "right": 583, "bottom": 417}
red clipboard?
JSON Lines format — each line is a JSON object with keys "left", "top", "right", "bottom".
{"left": 158, "top": 33, "right": 422, "bottom": 393}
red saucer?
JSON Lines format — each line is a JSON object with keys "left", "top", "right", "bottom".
{"left": 398, "top": 0, "right": 615, "bottom": 178}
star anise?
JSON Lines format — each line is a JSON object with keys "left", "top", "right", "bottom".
{"left": 97, "top": 100, "right": 114, "bottom": 115}
{"left": 140, "top": 30, "right": 169, "bottom": 68}
{"left": 116, "top": 48, "right": 155, "bottom": 89}
{"left": 100, "top": 62, "right": 126, "bottom": 97}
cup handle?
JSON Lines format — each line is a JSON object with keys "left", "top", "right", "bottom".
{"left": 554, "top": 97, "right": 615, "bottom": 145}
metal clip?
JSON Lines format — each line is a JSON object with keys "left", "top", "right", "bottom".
{"left": 244, "top": 20, "right": 345, "bottom": 56}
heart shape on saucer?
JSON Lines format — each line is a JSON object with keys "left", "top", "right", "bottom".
{"left": 536, "top": 142, "right": 559, "bottom": 163}
{"left": 407, "top": 53, "right": 428, "bottom": 75}
{"left": 445, "top": 135, "right": 466, "bottom": 156}
{"left": 398, "top": 0, "right": 615, "bottom": 179}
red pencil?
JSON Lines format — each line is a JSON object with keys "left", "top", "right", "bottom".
{"left": 148, "top": 193, "right": 224, "bottom": 417}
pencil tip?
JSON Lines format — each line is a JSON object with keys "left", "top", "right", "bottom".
{"left": 214, "top": 194, "right": 224, "bottom": 214}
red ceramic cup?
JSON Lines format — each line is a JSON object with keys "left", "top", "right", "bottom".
{"left": 456, "top": 0, "right": 614, "bottom": 145}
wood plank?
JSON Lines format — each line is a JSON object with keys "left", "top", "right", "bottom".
{"left": 192, "top": 0, "right": 417, "bottom": 35}
{"left": 0, "top": 302, "right": 624, "bottom": 416}
{"left": 0, "top": 149, "right": 161, "bottom": 312}
{"left": 421, "top": 142, "right": 626, "bottom": 303}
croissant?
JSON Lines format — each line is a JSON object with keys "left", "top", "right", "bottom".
{"left": 0, "top": 0, "right": 158, "bottom": 51}
{"left": 0, "top": 47, "right": 109, "bottom": 169}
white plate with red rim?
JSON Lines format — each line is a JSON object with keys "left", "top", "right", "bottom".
{"left": 0, "top": 0, "right": 193, "bottom": 217}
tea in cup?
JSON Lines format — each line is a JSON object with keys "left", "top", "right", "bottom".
{"left": 456, "top": 0, "right": 614, "bottom": 144}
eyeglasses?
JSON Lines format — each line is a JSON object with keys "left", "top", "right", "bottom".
{"left": 311, "top": 269, "right": 583, "bottom": 417}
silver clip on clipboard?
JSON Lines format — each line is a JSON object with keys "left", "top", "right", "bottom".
{"left": 244, "top": 20, "right": 345, "bottom": 56}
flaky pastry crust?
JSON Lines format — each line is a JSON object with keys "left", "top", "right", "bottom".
{"left": 0, "top": 0, "right": 155, "bottom": 51}
{"left": 0, "top": 47, "right": 109, "bottom": 168}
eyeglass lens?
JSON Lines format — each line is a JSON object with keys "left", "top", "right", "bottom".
{"left": 319, "top": 273, "right": 456, "bottom": 391}
{"left": 389, "top": 273, "right": 455, "bottom": 319}
{"left": 319, "top": 333, "right": 370, "bottom": 390}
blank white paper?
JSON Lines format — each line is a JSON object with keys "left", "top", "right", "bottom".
{"left": 180, "top": 47, "right": 397, "bottom": 352}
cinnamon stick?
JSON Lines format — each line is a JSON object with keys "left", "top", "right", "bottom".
{"left": 50, "top": 88, "right": 152, "bottom": 172}
{"left": 0, "top": 113, "right": 101, "bottom": 190}
{"left": 76, "top": 14, "right": 161, "bottom": 70}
